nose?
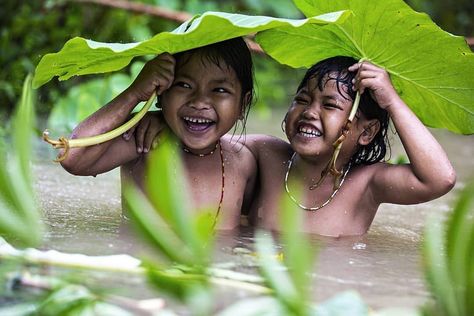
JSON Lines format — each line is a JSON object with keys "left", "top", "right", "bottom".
{"left": 189, "top": 91, "right": 211, "bottom": 110}
{"left": 301, "top": 103, "right": 320, "bottom": 120}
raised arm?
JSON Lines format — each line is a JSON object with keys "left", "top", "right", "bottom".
{"left": 60, "top": 54, "right": 175, "bottom": 176}
{"left": 350, "top": 62, "right": 456, "bottom": 204}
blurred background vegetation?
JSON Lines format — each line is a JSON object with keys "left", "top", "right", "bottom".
{"left": 1, "top": 0, "right": 473, "bottom": 131}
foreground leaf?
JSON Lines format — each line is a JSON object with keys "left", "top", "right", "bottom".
{"left": 423, "top": 181, "right": 474, "bottom": 316}
{"left": 33, "top": 11, "right": 349, "bottom": 88}
{"left": 0, "top": 75, "right": 42, "bottom": 247}
{"left": 256, "top": 0, "right": 474, "bottom": 134}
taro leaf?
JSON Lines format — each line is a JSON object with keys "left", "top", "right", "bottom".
{"left": 255, "top": 0, "right": 474, "bottom": 134}
{"left": 33, "top": 11, "right": 350, "bottom": 88}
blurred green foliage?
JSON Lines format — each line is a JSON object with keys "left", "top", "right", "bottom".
{"left": 1, "top": 0, "right": 472, "bottom": 123}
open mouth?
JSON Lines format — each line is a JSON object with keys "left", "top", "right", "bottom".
{"left": 298, "top": 124, "right": 322, "bottom": 138}
{"left": 182, "top": 116, "right": 215, "bottom": 132}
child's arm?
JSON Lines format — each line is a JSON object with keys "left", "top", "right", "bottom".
{"left": 349, "top": 62, "right": 456, "bottom": 204}
{"left": 60, "top": 54, "right": 175, "bottom": 176}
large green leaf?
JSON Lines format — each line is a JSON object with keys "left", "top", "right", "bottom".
{"left": 33, "top": 10, "right": 349, "bottom": 88}
{"left": 255, "top": 0, "right": 474, "bottom": 134}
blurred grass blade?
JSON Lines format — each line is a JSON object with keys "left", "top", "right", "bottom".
{"left": 146, "top": 265, "right": 208, "bottom": 302}
{"left": 145, "top": 135, "right": 211, "bottom": 263}
{"left": 423, "top": 215, "right": 459, "bottom": 315}
{"left": 445, "top": 181, "right": 474, "bottom": 316}
{"left": 279, "top": 186, "right": 316, "bottom": 302}
{"left": 0, "top": 74, "right": 42, "bottom": 247}
{"left": 254, "top": 230, "right": 304, "bottom": 315}
{"left": 123, "top": 182, "right": 195, "bottom": 265}
{"left": 13, "top": 75, "right": 35, "bottom": 182}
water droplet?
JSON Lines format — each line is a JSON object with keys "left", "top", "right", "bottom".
{"left": 352, "top": 242, "right": 366, "bottom": 250}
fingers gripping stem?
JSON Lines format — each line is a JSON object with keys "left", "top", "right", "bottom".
{"left": 43, "top": 92, "right": 157, "bottom": 162}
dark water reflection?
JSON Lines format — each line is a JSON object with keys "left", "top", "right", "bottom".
{"left": 34, "top": 128, "right": 473, "bottom": 311}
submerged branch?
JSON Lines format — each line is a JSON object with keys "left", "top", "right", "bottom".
{"left": 43, "top": 92, "right": 157, "bottom": 162}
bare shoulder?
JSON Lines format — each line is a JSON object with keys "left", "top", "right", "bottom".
{"left": 220, "top": 137, "right": 257, "bottom": 172}
{"left": 346, "top": 162, "right": 385, "bottom": 184}
{"left": 239, "top": 134, "right": 291, "bottom": 158}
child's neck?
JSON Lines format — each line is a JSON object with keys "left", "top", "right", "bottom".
{"left": 181, "top": 141, "right": 219, "bottom": 157}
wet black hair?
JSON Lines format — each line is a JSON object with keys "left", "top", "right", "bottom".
{"left": 296, "top": 56, "right": 390, "bottom": 166}
{"left": 173, "top": 37, "right": 254, "bottom": 132}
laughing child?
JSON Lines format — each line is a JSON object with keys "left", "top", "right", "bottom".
{"left": 245, "top": 56, "right": 456, "bottom": 236}
{"left": 60, "top": 38, "right": 257, "bottom": 230}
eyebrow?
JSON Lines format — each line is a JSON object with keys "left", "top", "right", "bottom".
{"left": 175, "top": 73, "right": 235, "bottom": 87}
{"left": 323, "top": 94, "right": 351, "bottom": 107}
{"left": 211, "top": 78, "right": 235, "bottom": 87}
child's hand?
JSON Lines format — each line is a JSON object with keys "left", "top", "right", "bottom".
{"left": 123, "top": 111, "right": 165, "bottom": 153}
{"left": 128, "top": 53, "right": 175, "bottom": 103}
{"left": 348, "top": 61, "right": 400, "bottom": 110}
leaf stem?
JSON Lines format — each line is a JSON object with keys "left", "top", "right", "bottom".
{"left": 43, "top": 92, "right": 157, "bottom": 162}
{"left": 313, "top": 58, "right": 365, "bottom": 191}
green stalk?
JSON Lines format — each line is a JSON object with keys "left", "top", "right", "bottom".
{"left": 43, "top": 92, "right": 157, "bottom": 161}
{"left": 330, "top": 91, "right": 361, "bottom": 171}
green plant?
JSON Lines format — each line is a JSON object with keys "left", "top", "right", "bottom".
{"left": 423, "top": 181, "right": 474, "bottom": 316}
{"left": 256, "top": 0, "right": 474, "bottom": 134}
{"left": 0, "top": 75, "right": 42, "bottom": 247}
{"left": 33, "top": 11, "right": 348, "bottom": 88}
{"left": 123, "top": 134, "right": 221, "bottom": 314}
{"left": 37, "top": 11, "right": 349, "bottom": 159}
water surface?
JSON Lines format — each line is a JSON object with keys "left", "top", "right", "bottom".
{"left": 35, "top": 126, "right": 474, "bottom": 311}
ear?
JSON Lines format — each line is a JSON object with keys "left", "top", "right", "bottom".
{"left": 358, "top": 119, "right": 380, "bottom": 146}
{"left": 240, "top": 92, "right": 252, "bottom": 120}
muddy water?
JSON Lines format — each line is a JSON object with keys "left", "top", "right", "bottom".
{"left": 34, "top": 125, "right": 474, "bottom": 311}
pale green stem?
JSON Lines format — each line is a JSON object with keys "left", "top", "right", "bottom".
{"left": 43, "top": 92, "right": 157, "bottom": 161}
{"left": 325, "top": 57, "right": 366, "bottom": 186}
{"left": 0, "top": 239, "right": 268, "bottom": 293}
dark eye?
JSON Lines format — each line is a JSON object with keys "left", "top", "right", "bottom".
{"left": 214, "top": 87, "right": 230, "bottom": 94}
{"left": 323, "top": 103, "right": 337, "bottom": 109}
{"left": 294, "top": 97, "right": 309, "bottom": 105}
{"left": 174, "top": 81, "right": 191, "bottom": 89}
{"left": 323, "top": 102, "right": 343, "bottom": 110}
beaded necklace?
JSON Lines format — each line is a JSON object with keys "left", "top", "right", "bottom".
{"left": 284, "top": 152, "right": 351, "bottom": 211}
{"left": 182, "top": 140, "right": 224, "bottom": 228}
{"left": 182, "top": 141, "right": 219, "bottom": 157}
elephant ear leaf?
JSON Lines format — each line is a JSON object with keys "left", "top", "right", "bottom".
{"left": 33, "top": 10, "right": 349, "bottom": 89}
{"left": 257, "top": 0, "right": 474, "bottom": 134}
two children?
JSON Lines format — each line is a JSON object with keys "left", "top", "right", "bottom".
{"left": 129, "top": 55, "right": 455, "bottom": 236}
{"left": 61, "top": 37, "right": 456, "bottom": 235}
{"left": 60, "top": 38, "right": 257, "bottom": 230}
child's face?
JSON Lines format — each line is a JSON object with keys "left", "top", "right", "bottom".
{"left": 161, "top": 53, "right": 243, "bottom": 153}
{"left": 285, "top": 74, "right": 359, "bottom": 159}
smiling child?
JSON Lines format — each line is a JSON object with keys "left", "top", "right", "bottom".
{"left": 60, "top": 38, "right": 257, "bottom": 230}
{"left": 245, "top": 56, "right": 455, "bottom": 236}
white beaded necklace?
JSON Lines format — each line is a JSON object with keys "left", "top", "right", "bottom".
{"left": 284, "top": 152, "right": 351, "bottom": 211}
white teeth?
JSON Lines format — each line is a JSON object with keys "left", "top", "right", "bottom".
{"left": 183, "top": 116, "right": 213, "bottom": 124}
{"left": 299, "top": 126, "right": 321, "bottom": 137}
